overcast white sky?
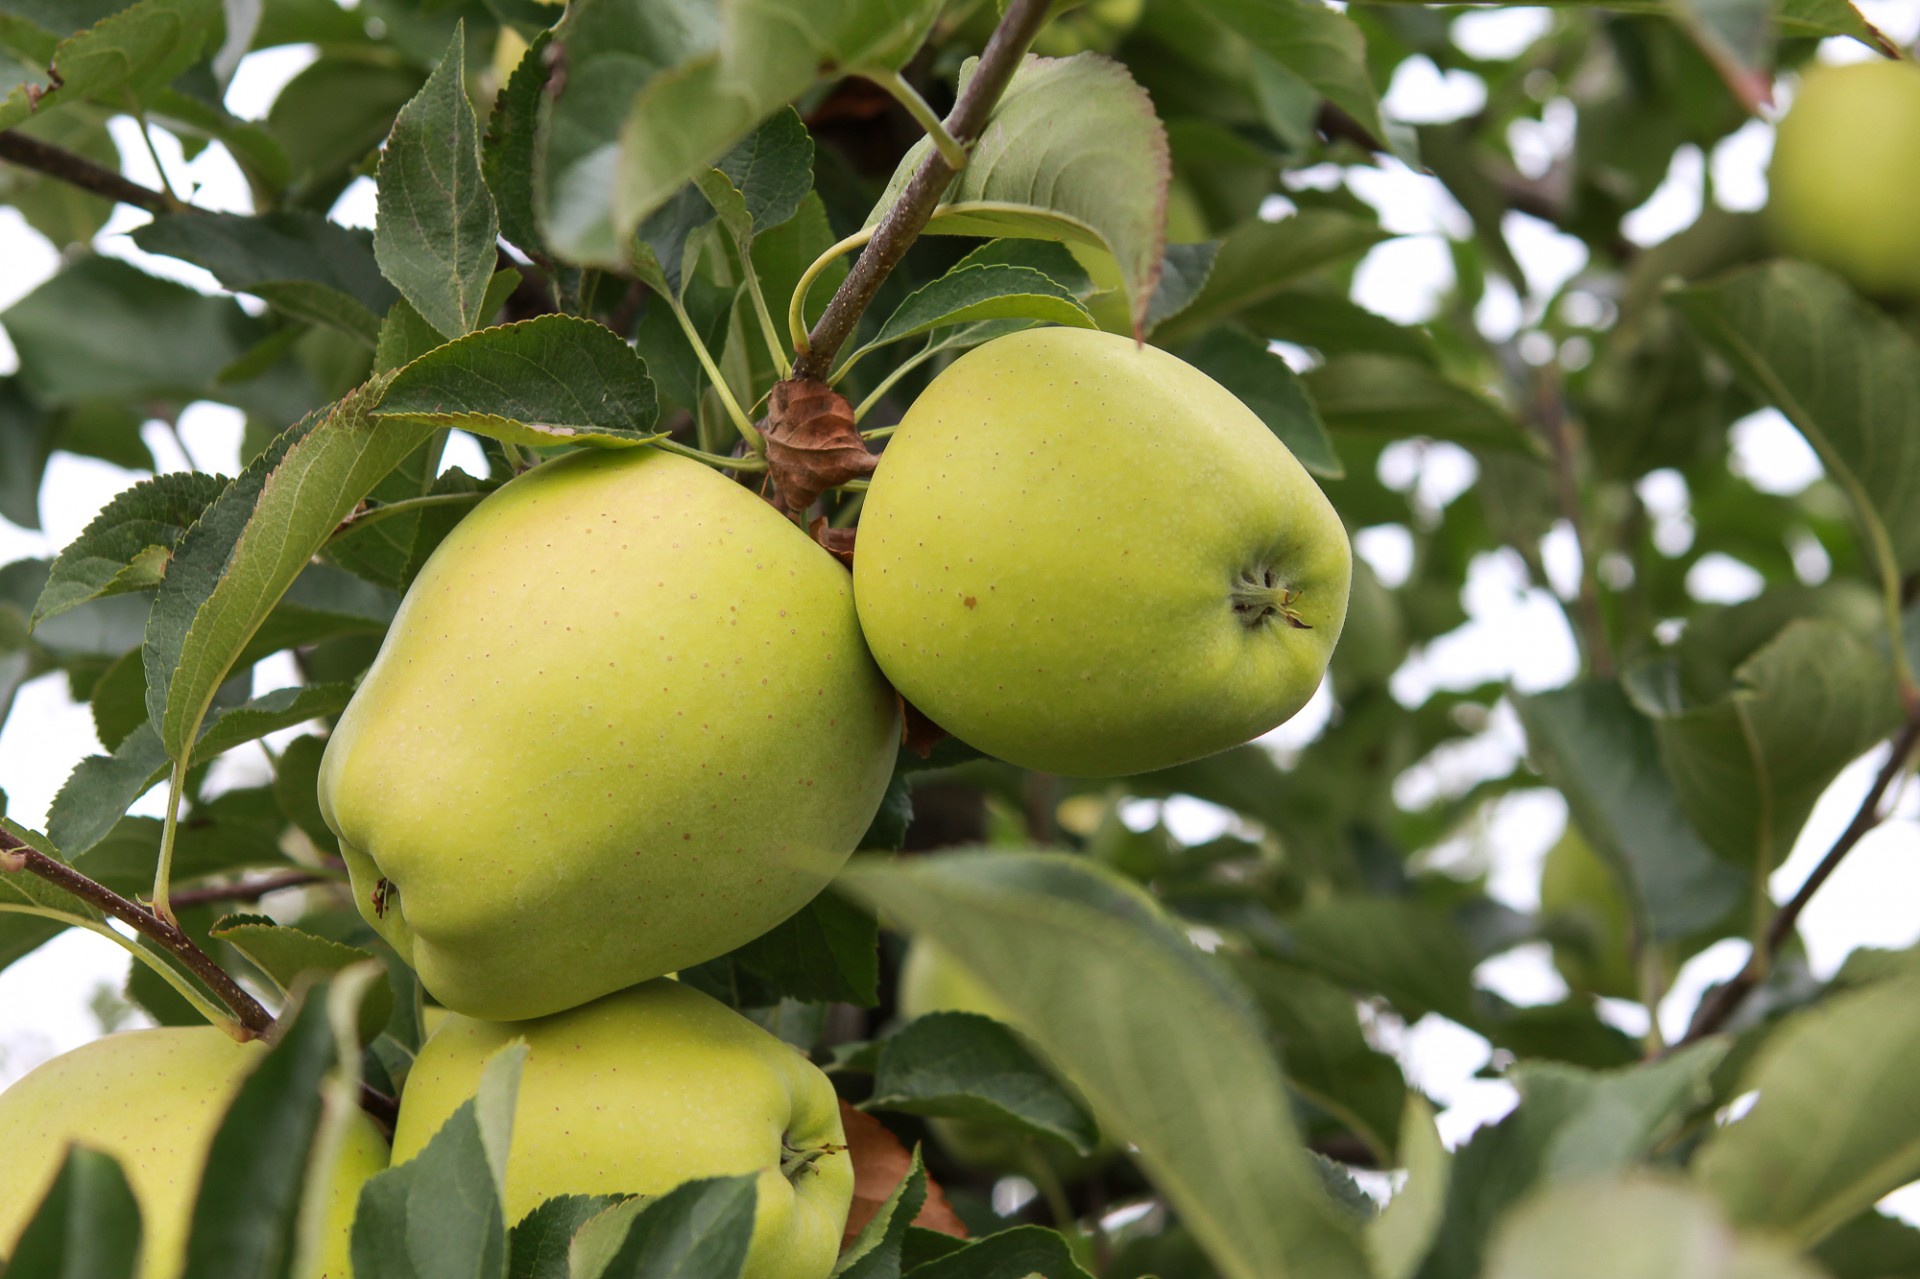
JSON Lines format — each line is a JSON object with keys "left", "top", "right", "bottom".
{"left": 2, "top": 0, "right": 1919, "bottom": 1217}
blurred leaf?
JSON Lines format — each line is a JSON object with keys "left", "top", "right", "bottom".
{"left": 1281, "top": 897, "right": 1479, "bottom": 1025}
{"left": 134, "top": 211, "right": 398, "bottom": 345}
{"left": 179, "top": 985, "right": 337, "bottom": 1279}
{"left": 1514, "top": 680, "right": 1745, "bottom": 941}
{"left": 1694, "top": 965, "right": 1920, "bottom": 1245}
{"left": 1304, "top": 354, "right": 1535, "bottom": 453}
{"left": 0, "top": 0, "right": 221, "bottom": 130}
{"left": 1627, "top": 619, "right": 1902, "bottom": 871}
{"left": 373, "top": 316, "right": 661, "bottom": 448}
{"left": 0, "top": 379, "right": 53, "bottom": 530}
{"left": 211, "top": 916, "right": 392, "bottom": 1038}
{"left": 31, "top": 472, "right": 227, "bottom": 626}
{"left": 1813, "top": 1210, "right": 1920, "bottom": 1278}
{"left": 868, "top": 54, "right": 1170, "bottom": 335}
{"left": 144, "top": 379, "right": 429, "bottom": 764}
{"left": 687, "top": 888, "right": 880, "bottom": 1008}
{"left": 839, "top": 851, "right": 1371, "bottom": 1279}
{"left": 0, "top": 110, "right": 119, "bottom": 248}
{"left": 1191, "top": 0, "right": 1385, "bottom": 142}
{"left": 1182, "top": 326, "right": 1340, "bottom": 478}
{"left": 1156, "top": 212, "right": 1390, "bottom": 344}
{"left": 567, "top": 1176, "right": 756, "bottom": 1279}
{"left": 867, "top": 1011, "right": 1099, "bottom": 1154}
{"left": 1368, "top": 1096, "right": 1447, "bottom": 1279}
{"left": 267, "top": 56, "right": 424, "bottom": 203}
{"left": 904, "top": 1226, "right": 1091, "bottom": 1279}
{"left": 6, "top": 1147, "right": 142, "bottom": 1279}
{"left": 1484, "top": 1176, "right": 1824, "bottom": 1279}
{"left": 352, "top": 1042, "right": 526, "bottom": 1279}
{"left": 375, "top": 23, "right": 500, "bottom": 340}
{"left": 2, "top": 256, "right": 265, "bottom": 407}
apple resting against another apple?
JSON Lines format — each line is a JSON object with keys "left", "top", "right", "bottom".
{"left": 318, "top": 447, "right": 900, "bottom": 1021}
{"left": 0, "top": 1027, "right": 386, "bottom": 1279}
{"left": 391, "top": 979, "right": 851, "bottom": 1279}
{"left": 853, "top": 327, "right": 1352, "bottom": 777}
{"left": 1767, "top": 59, "right": 1920, "bottom": 299}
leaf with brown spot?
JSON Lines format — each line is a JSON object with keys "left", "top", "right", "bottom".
{"left": 838, "top": 1100, "right": 967, "bottom": 1250}
{"left": 808, "top": 516, "right": 857, "bottom": 568}
{"left": 765, "top": 377, "right": 874, "bottom": 514}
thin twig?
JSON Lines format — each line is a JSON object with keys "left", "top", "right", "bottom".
{"left": 0, "top": 829, "right": 275, "bottom": 1037}
{"left": 167, "top": 870, "right": 340, "bottom": 912}
{"left": 1677, "top": 711, "right": 1920, "bottom": 1046}
{"left": 790, "top": 0, "right": 1053, "bottom": 379}
{"left": 0, "top": 129, "right": 181, "bottom": 213}
{"left": 1535, "top": 370, "right": 1614, "bottom": 678}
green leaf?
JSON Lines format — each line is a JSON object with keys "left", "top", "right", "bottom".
{"left": 866, "top": 1011, "right": 1099, "bottom": 1154}
{"left": 6, "top": 1147, "right": 143, "bottom": 1279}
{"left": 1191, "top": 0, "right": 1385, "bottom": 143}
{"left": 1182, "top": 326, "right": 1341, "bottom": 478}
{"left": 902, "top": 1225, "right": 1092, "bottom": 1279}
{"left": 31, "top": 472, "right": 228, "bottom": 626}
{"left": 1694, "top": 965, "right": 1920, "bottom": 1245}
{"left": 268, "top": 55, "right": 425, "bottom": 203}
{"left": 0, "top": 0, "right": 221, "bottom": 130}
{"left": 867, "top": 53, "right": 1171, "bottom": 336}
{"left": 1, "top": 255, "right": 265, "bottom": 407}
{"left": 1513, "top": 680, "right": 1746, "bottom": 941}
{"left": 1415, "top": 1047, "right": 1727, "bottom": 1279}
{"left": 1368, "top": 1096, "right": 1447, "bottom": 1279}
{"left": 179, "top": 986, "right": 338, "bottom": 1279}
{"left": 711, "top": 106, "right": 814, "bottom": 239}
{"left": 1155, "top": 212, "right": 1391, "bottom": 344}
{"left": 507, "top": 1195, "right": 624, "bottom": 1279}
{"left": 1280, "top": 896, "right": 1480, "bottom": 1025}
{"left": 1813, "top": 1210, "right": 1920, "bottom": 1279}
{"left": 1241, "top": 288, "right": 1439, "bottom": 365}
{"left": 374, "top": 23, "right": 500, "bottom": 341}
{"left": 1670, "top": 261, "right": 1920, "bottom": 587}
{"left": 569, "top": 1176, "right": 757, "bottom": 1279}
{"left": 373, "top": 317, "right": 661, "bottom": 449}
{"left": 859, "top": 263, "right": 1096, "bottom": 356}
{"left": 133, "top": 211, "right": 398, "bottom": 345}
{"left": 1143, "top": 241, "right": 1219, "bottom": 333}
{"left": 210, "top": 916, "right": 393, "bottom": 1038}
{"left": 0, "top": 379, "right": 53, "bottom": 530}
{"left": 1626, "top": 619, "right": 1902, "bottom": 871}
{"left": 1304, "top": 354, "right": 1536, "bottom": 453}
{"left": 352, "top": 1041, "right": 526, "bottom": 1279}
{"left": 485, "top": 28, "right": 554, "bottom": 261}
{"left": 144, "top": 379, "right": 430, "bottom": 764}
{"left": 833, "top": 1146, "right": 928, "bottom": 1279}
{"left": 731, "top": 889, "right": 879, "bottom": 1006}
{"left": 838, "top": 851, "right": 1370, "bottom": 1279}
{"left": 1484, "top": 1176, "right": 1824, "bottom": 1279}
{"left": 47, "top": 682, "right": 355, "bottom": 858}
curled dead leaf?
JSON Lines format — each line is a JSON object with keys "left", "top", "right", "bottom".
{"left": 765, "top": 378, "right": 875, "bottom": 515}
{"left": 808, "top": 517, "right": 857, "bottom": 567}
{"left": 839, "top": 1100, "right": 968, "bottom": 1249}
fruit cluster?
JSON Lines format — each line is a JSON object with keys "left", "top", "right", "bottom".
{"left": 0, "top": 327, "right": 1350, "bottom": 1278}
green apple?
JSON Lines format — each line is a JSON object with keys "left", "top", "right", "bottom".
{"left": 391, "top": 979, "right": 851, "bottom": 1279}
{"left": 1539, "top": 827, "right": 1639, "bottom": 1002}
{"left": 319, "top": 447, "right": 900, "bottom": 1021}
{"left": 853, "top": 327, "right": 1351, "bottom": 777}
{"left": 1767, "top": 59, "right": 1920, "bottom": 298}
{"left": 0, "top": 1027, "right": 386, "bottom": 1279}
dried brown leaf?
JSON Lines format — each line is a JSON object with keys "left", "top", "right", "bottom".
{"left": 765, "top": 378, "right": 875, "bottom": 514}
{"left": 839, "top": 1100, "right": 968, "bottom": 1249}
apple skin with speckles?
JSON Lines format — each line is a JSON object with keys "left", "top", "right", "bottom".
{"left": 853, "top": 327, "right": 1350, "bottom": 777}
{"left": 391, "top": 980, "right": 852, "bottom": 1279}
{"left": 0, "top": 1027, "right": 386, "bottom": 1279}
{"left": 318, "top": 448, "right": 899, "bottom": 1022}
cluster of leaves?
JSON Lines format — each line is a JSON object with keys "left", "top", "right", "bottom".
{"left": 3, "top": 0, "right": 1920, "bottom": 1276}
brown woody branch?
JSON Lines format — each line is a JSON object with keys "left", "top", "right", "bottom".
{"left": 2, "top": 829, "right": 275, "bottom": 1035}
{"left": 1677, "top": 710, "right": 1920, "bottom": 1046}
{"left": 0, "top": 129, "right": 180, "bottom": 214}
{"left": 790, "top": 0, "right": 1054, "bottom": 379}
{"left": 167, "top": 870, "right": 340, "bottom": 912}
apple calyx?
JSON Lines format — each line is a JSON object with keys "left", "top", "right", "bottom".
{"left": 1230, "top": 566, "right": 1312, "bottom": 631}
{"left": 781, "top": 1138, "right": 848, "bottom": 1182}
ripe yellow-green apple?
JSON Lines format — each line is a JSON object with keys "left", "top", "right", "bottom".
{"left": 853, "top": 327, "right": 1351, "bottom": 777}
{"left": 0, "top": 1027, "right": 386, "bottom": 1279}
{"left": 319, "top": 447, "right": 899, "bottom": 1021}
{"left": 392, "top": 980, "right": 851, "bottom": 1279}
{"left": 1539, "top": 827, "right": 1639, "bottom": 1002}
{"left": 1767, "top": 59, "right": 1920, "bottom": 298}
